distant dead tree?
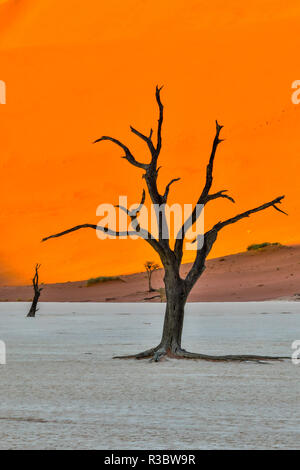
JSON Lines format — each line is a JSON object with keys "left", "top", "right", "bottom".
{"left": 43, "top": 86, "right": 288, "bottom": 362}
{"left": 144, "top": 261, "right": 160, "bottom": 292}
{"left": 27, "top": 264, "right": 43, "bottom": 318}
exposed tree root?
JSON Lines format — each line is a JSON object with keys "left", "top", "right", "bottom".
{"left": 113, "top": 346, "right": 160, "bottom": 360}
{"left": 113, "top": 346, "right": 289, "bottom": 363}
{"left": 174, "top": 349, "right": 289, "bottom": 363}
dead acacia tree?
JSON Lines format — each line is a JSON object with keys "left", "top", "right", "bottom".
{"left": 144, "top": 261, "right": 160, "bottom": 292}
{"left": 27, "top": 264, "right": 43, "bottom": 318}
{"left": 42, "top": 86, "right": 288, "bottom": 362}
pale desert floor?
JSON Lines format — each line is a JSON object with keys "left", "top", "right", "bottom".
{"left": 0, "top": 302, "right": 299, "bottom": 450}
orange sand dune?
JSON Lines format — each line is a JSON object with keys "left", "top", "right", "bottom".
{"left": 0, "top": 1, "right": 299, "bottom": 285}
{"left": 1, "top": 244, "right": 299, "bottom": 302}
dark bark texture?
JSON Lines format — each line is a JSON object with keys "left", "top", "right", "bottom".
{"left": 42, "top": 87, "right": 288, "bottom": 362}
{"left": 27, "top": 264, "right": 43, "bottom": 318}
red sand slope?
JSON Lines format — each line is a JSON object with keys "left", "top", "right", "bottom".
{"left": 0, "top": 245, "right": 299, "bottom": 302}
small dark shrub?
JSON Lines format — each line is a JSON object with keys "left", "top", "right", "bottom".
{"left": 86, "top": 276, "right": 123, "bottom": 286}
{"left": 247, "top": 242, "right": 281, "bottom": 251}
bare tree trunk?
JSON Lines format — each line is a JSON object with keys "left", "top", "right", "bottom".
{"left": 27, "top": 264, "right": 42, "bottom": 318}
{"left": 160, "top": 276, "right": 187, "bottom": 353}
{"left": 27, "top": 292, "right": 41, "bottom": 318}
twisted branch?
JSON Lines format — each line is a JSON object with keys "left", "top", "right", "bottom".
{"left": 155, "top": 85, "right": 164, "bottom": 160}
{"left": 163, "top": 178, "right": 181, "bottom": 202}
{"left": 174, "top": 120, "right": 225, "bottom": 261}
{"left": 93, "top": 136, "right": 148, "bottom": 170}
{"left": 185, "top": 195, "right": 286, "bottom": 289}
